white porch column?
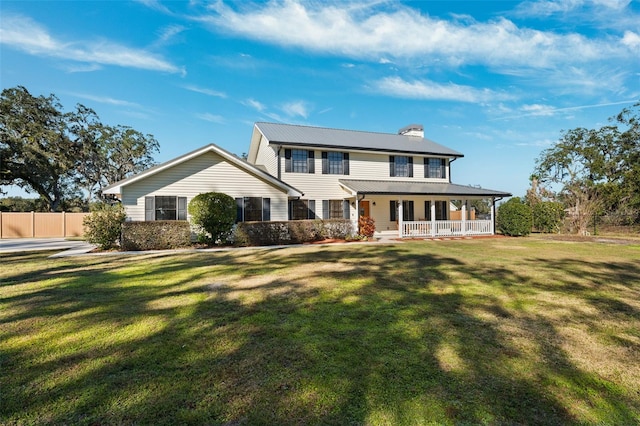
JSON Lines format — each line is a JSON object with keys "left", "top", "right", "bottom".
{"left": 430, "top": 200, "right": 436, "bottom": 237}
{"left": 398, "top": 199, "right": 403, "bottom": 238}
{"left": 461, "top": 200, "right": 467, "bottom": 236}
{"left": 491, "top": 198, "right": 496, "bottom": 235}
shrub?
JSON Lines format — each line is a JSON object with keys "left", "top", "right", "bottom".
{"left": 233, "top": 219, "right": 354, "bottom": 246}
{"left": 188, "top": 192, "right": 236, "bottom": 244}
{"left": 316, "top": 219, "right": 355, "bottom": 240}
{"left": 358, "top": 216, "right": 376, "bottom": 238}
{"left": 497, "top": 197, "right": 533, "bottom": 236}
{"left": 121, "top": 221, "right": 191, "bottom": 251}
{"left": 83, "top": 202, "right": 126, "bottom": 250}
{"left": 533, "top": 201, "right": 565, "bottom": 233}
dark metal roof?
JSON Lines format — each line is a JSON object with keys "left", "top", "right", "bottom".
{"left": 255, "top": 122, "right": 464, "bottom": 157}
{"left": 339, "top": 179, "right": 511, "bottom": 197}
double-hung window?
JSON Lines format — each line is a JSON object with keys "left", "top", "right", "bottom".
{"left": 284, "top": 149, "right": 315, "bottom": 173}
{"left": 145, "top": 196, "right": 187, "bottom": 221}
{"left": 321, "top": 152, "right": 349, "bottom": 175}
{"left": 322, "top": 199, "right": 349, "bottom": 219}
{"left": 289, "top": 199, "right": 316, "bottom": 220}
{"left": 426, "top": 158, "right": 446, "bottom": 179}
{"left": 236, "top": 197, "right": 271, "bottom": 222}
{"left": 389, "top": 155, "right": 413, "bottom": 177}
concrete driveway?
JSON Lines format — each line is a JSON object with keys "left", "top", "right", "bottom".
{"left": 0, "top": 238, "right": 95, "bottom": 254}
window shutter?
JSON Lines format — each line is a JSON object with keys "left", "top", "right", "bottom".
{"left": 343, "top": 200, "right": 350, "bottom": 219}
{"left": 389, "top": 156, "right": 395, "bottom": 176}
{"left": 322, "top": 152, "right": 328, "bottom": 174}
{"left": 145, "top": 196, "right": 155, "bottom": 221}
{"left": 441, "top": 158, "right": 446, "bottom": 178}
{"left": 343, "top": 153, "right": 349, "bottom": 175}
{"left": 262, "top": 198, "right": 271, "bottom": 221}
{"left": 236, "top": 197, "right": 243, "bottom": 222}
{"left": 288, "top": 200, "right": 293, "bottom": 220}
{"left": 308, "top": 200, "right": 316, "bottom": 219}
{"left": 284, "top": 149, "right": 292, "bottom": 172}
{"left": 322, "top": 200, "right": 329, "bottom": 220}
{"left": 308, "top": 150, "right": 315, "bottom": 173}
{"left": 177, "top": 197, "right": 187, "bottom": 220}
{"left": 390, "top": 200, "right": 397, "bottom": 221}
{"left": 408, "top": 157, "right": 413, "bottom": 177}
{"left": 424, "top": 157, "right": 429, "bottom": 178}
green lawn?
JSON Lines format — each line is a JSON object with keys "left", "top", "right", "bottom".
{"left": 1, "top": 238, "right": 639, "bottom": 425}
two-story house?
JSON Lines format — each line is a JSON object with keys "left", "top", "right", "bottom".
{"left": 102, "top": 122, "right": 511, "bottom": 238}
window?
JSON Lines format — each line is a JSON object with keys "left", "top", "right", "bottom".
{"left": 236, "top": 197, "right": 270, "bottom": 222}
{"left": 389, "top": 155, "right": 413, "bottom": 177}
{"left": 284, "top": 149, "right": 314, "bottom": 173}
{"left": 426, "top": 158, "right": 446, "bottom": 179}
{"left": 389, "top": 200, "right": 414, "bottom": 221}
{"left": 424, "top": 201, "right": 432, "bottom": 221}
{"left": 289, "top": 199, "right": 316, "bottom": 220}
{"left": 435, "top": 201, "right": 448, "bottom": 220}
{"left": 145, "top": 196, "right": 187, "bottom": 221}
{"left": 322, "top": 152, "right": 349, "bottom": 175}
{"left": 322, "top": 199, "right": 349, "bottom": 219}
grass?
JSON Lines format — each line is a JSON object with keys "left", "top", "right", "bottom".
{"left": 1, "top": 238, "right": 639, "bottom": 425}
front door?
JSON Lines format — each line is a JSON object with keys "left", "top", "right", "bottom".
{"left": 359, "top": 200, "right": 370, "bottom": 217}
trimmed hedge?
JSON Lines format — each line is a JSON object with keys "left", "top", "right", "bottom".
{"left": 121, "top": 221, "right": 191, "bottom": 251}
{"left": 234, "top": 219, "right": 354, "bottom": 246}
{"left": 497, "top": 197, "right": 533, "bottom": 237}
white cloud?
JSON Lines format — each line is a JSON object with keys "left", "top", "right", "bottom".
{"left": 521, "top": 104, "right": 556, "bottom": 116}
{"left": 244, "top": 98, "right": 266, "bottom": 112}
{"left": 183, "top": 84, "right": 227, "bottom": 98}
{"left": 67, "top": 92, "right": 143, "bottom": 108}
{"left": 372, "top": 76, "right": 511, "bottom": 103}
{"left": 196, "top": 112, "right": 225, "bottom": 123}
{"left": 515, "top": 0, "right": 630, "bottom": 16}
{"left": 0, "top": 14, "right": 185, "bottom": 75}
{"left": 153, "top": 24, "right": 187, "bottom": 47}
{"left": 281, "top": 100, "right": 310, "bottom": 118}
{"left": 622, "top": 31, "right": 640, "bottom": 49}
{"left": 197, "top": 1, "right": 634, "bottom": 70}
{"left": 492, "top": 99, "right": 637, "bottom": 120}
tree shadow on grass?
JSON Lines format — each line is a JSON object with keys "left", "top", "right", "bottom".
{"left": 1, "top": 243, "right": 639, "bottom": 424}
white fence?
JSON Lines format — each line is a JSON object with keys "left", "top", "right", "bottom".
{"left": 402, "top": 220, "right": 493, "bottom": 238}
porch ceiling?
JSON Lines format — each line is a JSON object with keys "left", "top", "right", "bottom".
{"left": 339, "top": 179, "right": 511, "bottom": 198}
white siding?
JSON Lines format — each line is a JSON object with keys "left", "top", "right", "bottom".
{"left": 254, "top": 135, "right": 279, "bottom": 176}
{"left": 122, "top": 151, "right": 289, "bottom": 221}
{"left": 277, "top": 149, "right": 450, "bottom": 219}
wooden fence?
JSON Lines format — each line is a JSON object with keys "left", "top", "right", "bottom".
{"left": 0, "top": 212, "right": 89, "bottom": 238}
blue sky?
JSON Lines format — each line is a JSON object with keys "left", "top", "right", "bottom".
{"left": 1, "top": 0, "right": 639, "bottom": 199}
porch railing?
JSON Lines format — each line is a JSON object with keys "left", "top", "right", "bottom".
{"left": 402, "top": 220, "right": 492, "bottom": 238}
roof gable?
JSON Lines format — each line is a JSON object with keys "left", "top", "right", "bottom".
{"left": 102, "top": 143, "right": 303, "bottom": 197}
{"left": 254, "top": 122, "right": 464, "bottom": 157}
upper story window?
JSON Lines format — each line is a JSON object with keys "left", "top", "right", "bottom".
{"left": 426, "top": 158, "right": 446, "bottom": 179}
{"left": 285, "top": 149, "right": 314, "bottom": 173}
{"left": 322, "top": 151, "right": 350, "bottom": 175}
{"left": 389, "top": 155, "right": 413, "bottom": 177}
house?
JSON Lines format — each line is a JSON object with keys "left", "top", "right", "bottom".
{"left": 102, "top": 122, "right": 511, "bottom": 238}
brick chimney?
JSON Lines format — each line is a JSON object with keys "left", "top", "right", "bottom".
{"left": 398, "top": 124, "right": 424, "bottom": 138}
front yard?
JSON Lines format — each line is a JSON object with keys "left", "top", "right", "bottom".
{"left": 1, "top": 238, "right": 639, "bottom": 425}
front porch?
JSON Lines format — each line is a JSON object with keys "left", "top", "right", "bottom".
{"left": 400, "top": 219, "right": 493, "bottom": 238}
